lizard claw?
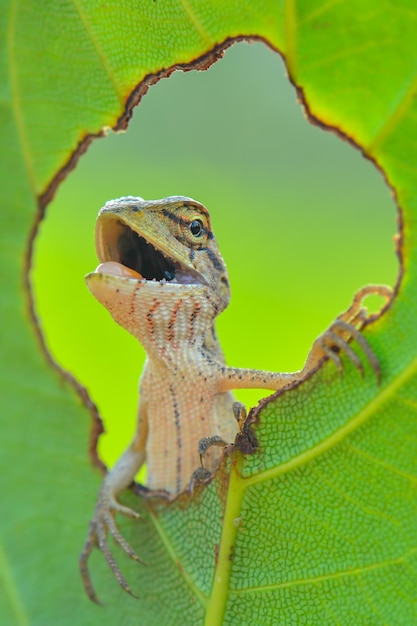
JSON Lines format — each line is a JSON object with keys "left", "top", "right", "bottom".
{"left": 197, "top": 434, "right": 228, "bottom": 461}
{"left": 189, "top": 467, "right": 213, "bottom": 491}
{"left": 189, "top": 435, "right": 228, "bottom": 491}
{"left": 79, "top": 482, "right": 144, "bottom": 604}
{"left": 315, "top": 321, "right": 373, "bottom": 379}
{"left": 311, "top": 284, "right": 392, "bottom": 383}
{"left": 232, "top": 401, "right": 247, "bottom": 431}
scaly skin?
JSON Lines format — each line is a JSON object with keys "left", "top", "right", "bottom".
{"left": 79, "top": 195, "right": 392, "bottom": 602}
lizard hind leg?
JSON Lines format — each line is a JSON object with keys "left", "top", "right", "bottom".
{"left": 79, "top": 446, "right": 146, "bottom": 603}
{"left": 79, "top": 481, "right": 144, "bottom": 604}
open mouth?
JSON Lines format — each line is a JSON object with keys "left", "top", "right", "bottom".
{"left": 96, "top": 219, "right": 202, "bottom": 285}
{"left": 116, "top": 223, "right": 177, "bottom": 281}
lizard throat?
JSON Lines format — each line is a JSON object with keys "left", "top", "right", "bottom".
{"left": 95, "top": 219, "right": 204, "bottom": 286}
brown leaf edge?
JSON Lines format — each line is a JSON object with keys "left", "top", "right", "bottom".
{"left": 242, "top": 80, "right": 404, "bottom": 444}
{"left": 24, "top": 33, "right": 402, "bottom": 485}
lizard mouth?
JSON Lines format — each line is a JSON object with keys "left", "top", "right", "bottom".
{"left": 96, "top": 218, "right": 202, "bottom": 285}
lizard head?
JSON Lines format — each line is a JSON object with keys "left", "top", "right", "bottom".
{"left": 85, "top": 196, "right": 231, "bottom": 333}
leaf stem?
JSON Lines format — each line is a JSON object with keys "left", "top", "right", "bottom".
{"left": 204, "top": 456, "right": 246, "bottom": 626}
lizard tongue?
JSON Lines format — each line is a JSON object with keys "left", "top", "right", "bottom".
{"left": 96, "top": 261, "right": 143, "bottom": 280}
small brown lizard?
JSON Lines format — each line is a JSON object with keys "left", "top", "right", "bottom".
{"left": 79, "top": 195, "right": 391, "bottom": 602}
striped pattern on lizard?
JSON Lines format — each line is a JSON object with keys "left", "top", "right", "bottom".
{"left": 79, "top": 195, "right": 392, "bottom": 603}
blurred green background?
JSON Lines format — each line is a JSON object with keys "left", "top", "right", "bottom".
{"left": 32, "top": 42, "right": 397, "bottom": 471}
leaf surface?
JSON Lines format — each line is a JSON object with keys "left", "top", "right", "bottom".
{"left": 1, "top": 1, "right": 416, "bottom": 625}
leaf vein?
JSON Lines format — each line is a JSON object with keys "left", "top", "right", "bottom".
{"left": 347, "top": 443, "right": 417, "bottom": 485}
{"left": 0, "top": 542, "right": 29, "bottom": 626}
{"left": 230, "top": 547, "right": 417, "bottom": 594}
{"left": 368, "top": 60, "right": 417, "bottom": 154}
{"left": 177, "top": 0, "right": 210, "bottom": 45}
{"left": 284, "top": 0, "right": 297, "bottom": 74}
{"left": 70, "top": 0, "right": 123, "bottom": 101}
{"left": 6, "top": 0, "right": 37, "bottom": 194}
{"left": 147, "top": 506, "right": 207, "bottom": 606}
{"left": 245, "top": 354, "right": 417, "bottom": 487}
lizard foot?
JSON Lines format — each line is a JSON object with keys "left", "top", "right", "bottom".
{"left": 315, "top": 319, "right": 380, "bottom": 380}
{"left": 189, "top": 435, "right": 228, "bottom": 491}
{"left": 189, "top": 466, "right": 213, "bottom": 490}
{"left": 79, "top": 481, "right": 144, "bottom": 604}
{"left": 198, "top": 434, "right": 228, "bottom": 460}
{"left": 309, "top": 284, "right": 392, "bottom": 383}
{"left": 232, "top": 401, "right": 258, "bottom": 454}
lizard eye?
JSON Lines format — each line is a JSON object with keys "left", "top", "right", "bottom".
{"left": 189, "top": 219, "right": 204, "bottom": 237}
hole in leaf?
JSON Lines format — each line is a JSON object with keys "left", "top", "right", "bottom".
{"left": 32, "top": 42, "right": 398, "bottom": 472}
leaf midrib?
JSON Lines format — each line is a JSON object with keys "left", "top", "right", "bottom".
{"left": 148, "top": 507, "right": 207, "bottom": 607}
{"left": 71, "top": 0, "right": 123, "bottom": 100}
{"left": 204, "top": 345, "right": 417, "bottom": 625}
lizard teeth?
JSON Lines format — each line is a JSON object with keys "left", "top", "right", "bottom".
{"left": 95, "top": 260, "right": 201, "bottom": 286}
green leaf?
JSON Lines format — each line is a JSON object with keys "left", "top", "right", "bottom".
{"left": 1, "top": 1, "right": 416, "bottom": 625}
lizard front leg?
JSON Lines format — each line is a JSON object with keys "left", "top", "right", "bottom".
{"left": 219, "top": 284, "right": 392, "bottom": 392}
{"left": 79, "top": 409, "right": 148, "bottom": 603}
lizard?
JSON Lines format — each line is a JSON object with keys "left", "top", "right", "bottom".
{"left": 79, "top": 194, "right": 392, "bottom": 603}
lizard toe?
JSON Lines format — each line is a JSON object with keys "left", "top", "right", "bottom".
{"left": 96, "top": 523, "right": 139, "bottom": 598}
{"left": 318, "top": 318, "right": 380, "bottom": 382}
{"left": 79, "top": 492, "right": 144, "bottom": 602}
{"left": 189, "top": 467, "right": 212, "bottom": 492}
{"left": 79, "top": 531, "right": 103, "bottom": 605}
{"left": 106, "top": 515, "right": 145, "bottom": 564}
{"left": 109, "top": 499, "right": 142, "bottom": 521}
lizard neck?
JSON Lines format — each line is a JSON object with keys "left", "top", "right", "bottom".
{"left": 90, "top": 274, "right": 222, "bottom": 366}
{"left": 135, "top": 289, "right": 220, "bottom": 365}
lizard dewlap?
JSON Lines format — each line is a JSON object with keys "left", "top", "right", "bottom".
{"left": 96, "top": 261, "right": 143, "bottom": 280}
